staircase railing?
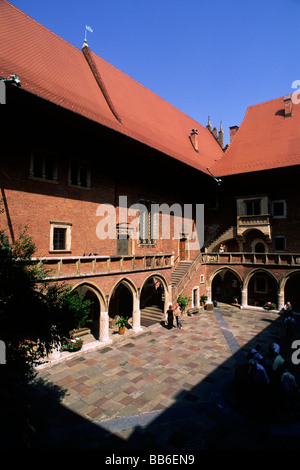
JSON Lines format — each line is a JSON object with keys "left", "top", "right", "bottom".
{"left": 172, "top": 253, "right": 202, "bottom": 302}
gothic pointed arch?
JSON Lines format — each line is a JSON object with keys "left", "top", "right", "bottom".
{"left": 71, "top": 281, "right": 106, "bottom": 339}
{"left": 209, "top": 267, "right": 242, "bottom": 305}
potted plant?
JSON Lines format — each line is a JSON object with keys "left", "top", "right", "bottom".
{"left": 263, "top": 301, "right": 277, "bottom": 311}
{"left": 116, "top": 316, "right": 129, "bottom": 334}
{"left": 200, "top": 294, "right": 208, "bottom": 307}
{"left": 61, "top": 337, "right": 83, "bottom": 352}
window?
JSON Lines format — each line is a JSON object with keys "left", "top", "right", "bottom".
{"left": 68, "top": 159, "right": 91, "bottom": 188}
{"left": 29, "top": 149, "right": 58, "bottom": 181}
{"left": 274, "top": 236, "right": 286, "bottom": 252}
{"left": 254, "top": 276, "right": 268, "bottom": 294}
{"left": 53, "top": 228, "right": 66, "bottom": 251}
{"left": 200, "top": 274, "right": 205, "bottom": 284}
{"left": 139, "top": 198, "right": 158, "bottom": 245}
{"left": 246, "top": 199, "right": 261, "bottom": 215}
{"left": 272, "top": 200, "right": 286, "bottom": 219}
{"left": 50, "top": 222, "right": 72, "bottom": 252}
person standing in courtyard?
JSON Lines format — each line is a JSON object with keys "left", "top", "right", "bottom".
{"left": 167, "top": 304, "right": 174, "bottom": 329}
{"left": 174, "top": 304, "right": 182, "bottom": 329}
{"left": 284, "top": 312, "right": 296, "bottom": 340}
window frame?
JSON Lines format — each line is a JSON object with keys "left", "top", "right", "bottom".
{"left": 49, "top": 221, "right": 72, "bottom": 253}
{"left": 254, "top": 276, "right": 268, "bottom": 294}
{"left": 271, "top": 200, "right": 286, "bottom": 219}
{"left": 29, "top": 148, "right": 58, "bottom": 182}
{"left": 274, "top": 235, "right": 286, "bottom": 252}
{"left": 246, "top": 199, "right": 261, "bottom": 216}
{"left": 68, "top": 158, "right": 91, "bottom": 189}
{"left": 138, "top": 198, "right": 158, "bottom": 246}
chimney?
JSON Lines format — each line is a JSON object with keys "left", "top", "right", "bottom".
{"left": 284, "top": 94, "right": 292, "bottom": 117}
{"left": 190, "top": 129, "right": 199, "bottom": 152}
{"left": 229, "top": 125, "right": 239, "bottom": 143}
{"left": 217, "top": 122, "right": 224, "bottom": 148}
{"left": 212, "top": 127, "right": 218, "bottom": 139}
{"left": 206, "top": 116, "right": 212, "bottom": 132}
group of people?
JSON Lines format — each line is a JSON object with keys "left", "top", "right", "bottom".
{"left": 245, "top": 341, "right": 300, "bottom": 415}
{"left": 280, "top": 302, "right": 296, "bottom": 339}
{"left": 166, "top": 304, "right": 183, "bottom": 329}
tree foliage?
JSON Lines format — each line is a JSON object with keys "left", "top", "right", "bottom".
{"left": 0, "top": 227, "right": 93, "bottom": 448}
{"left": 0, "top": 228, "right": 92, "bottom": 379}
{"left": 177, "top": 294, "right": 192, "bottom": 311}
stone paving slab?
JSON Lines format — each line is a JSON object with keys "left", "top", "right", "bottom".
{"left": 30, "top": 304, "right": 300, "bottom": 450}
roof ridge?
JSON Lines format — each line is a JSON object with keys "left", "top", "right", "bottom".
{"left": 82, "top": 43, "right": 122, "bottom": 124}
{"left": 246, "top": 95, "right": 286, "bottom": 109}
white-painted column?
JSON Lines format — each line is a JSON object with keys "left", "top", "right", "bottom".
{"left": 99, "top": 311, "right": 112, "bottom": 343}
{"left": 132, "top": 291, "right": 143, "bottom": 333}
{"left": 48, "top": 343, "right": 61, "bottom": 360}
{"left": 241, "top": 288, "right": 247, "bottom": 308}
{"left": 278, "top": 291, "right": 284, "bottom": 311}
{"left": 206, "top": 286, "right": 212, "bottom": 303}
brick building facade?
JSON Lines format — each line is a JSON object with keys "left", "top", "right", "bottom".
{"left": 1, "top": 1, "right": 300, "bottom": 344}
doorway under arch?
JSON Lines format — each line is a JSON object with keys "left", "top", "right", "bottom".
{"left": 72, "top": 284, "right": 101, "bottom": 339}
{"left": 211, "top": 269, "right": 242, "bottom": 305}
{"left": 247, "top": 271, "right": 278, "bottom": 307}
{"left": 140, "top": 276, "right": 165, "bottom": 310}
{"left": 140, "top": 275, "right": 167, "bottom": 324}
{"left": 284, "top": 273, "right": 300, "bottom": 313}
{"left": 254, "top": 242, "right": 266, "bottom": 253}
{"left": 109, "top": 281, "right": 133, "bottom": 321}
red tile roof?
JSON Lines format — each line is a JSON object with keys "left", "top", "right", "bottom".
{"left": 0, "top": 0, "right": 223, "bottom": 174}
{"left": 210, "top": 96, "right": 300, "bottom": 177}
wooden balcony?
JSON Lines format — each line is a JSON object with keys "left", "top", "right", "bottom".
{"left": 32, "top": 253, "right": 174, "bottom": 280}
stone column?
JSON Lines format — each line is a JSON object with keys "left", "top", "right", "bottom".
{"left": 99, "top": 311, "right": 112, "bottom": 343}
{"left": 132, "top": 290, "right": 143, "bottom": 333}
{"left": 206, "top": 286, "right": 212, "bottom": 303}
{"left": 278, "top": 291, "right": 284, "bottom": 311}
{"left": 241, "top": 288, "right": 247, "bottom": 308}
{"left": 48, "top": 343, "right": 61, "bottom": 360}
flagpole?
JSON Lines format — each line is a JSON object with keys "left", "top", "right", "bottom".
{"left": 84, "top": 25, "right": 93, "bottom": 44}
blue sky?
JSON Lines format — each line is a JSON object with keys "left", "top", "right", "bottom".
{"left": 9, "top": 0, "right": 300, "bottom": 145}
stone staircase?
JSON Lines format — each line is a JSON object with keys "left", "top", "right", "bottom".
{"left": 207, "top": 226, "right": 236, "bottom": 252}
{"left": 171, "top": 261, "right": 193, "bottom": 288}
{"left": 140, "top": 305, "right": 164, "bottom": 325}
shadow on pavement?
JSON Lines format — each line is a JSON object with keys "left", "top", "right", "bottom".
{"left": 6, "top": 304, "right": 300, "bottom": 451}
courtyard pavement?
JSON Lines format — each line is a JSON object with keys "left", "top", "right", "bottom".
{"left": 30, "top": 303, "right": 300, "bottom": 452}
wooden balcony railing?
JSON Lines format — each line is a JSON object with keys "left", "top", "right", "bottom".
{"left": 202, "top": 252, "right": 300, "bottom": 266}
{"left": 32, "top": 253, "right": 174, "bottom": 280}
